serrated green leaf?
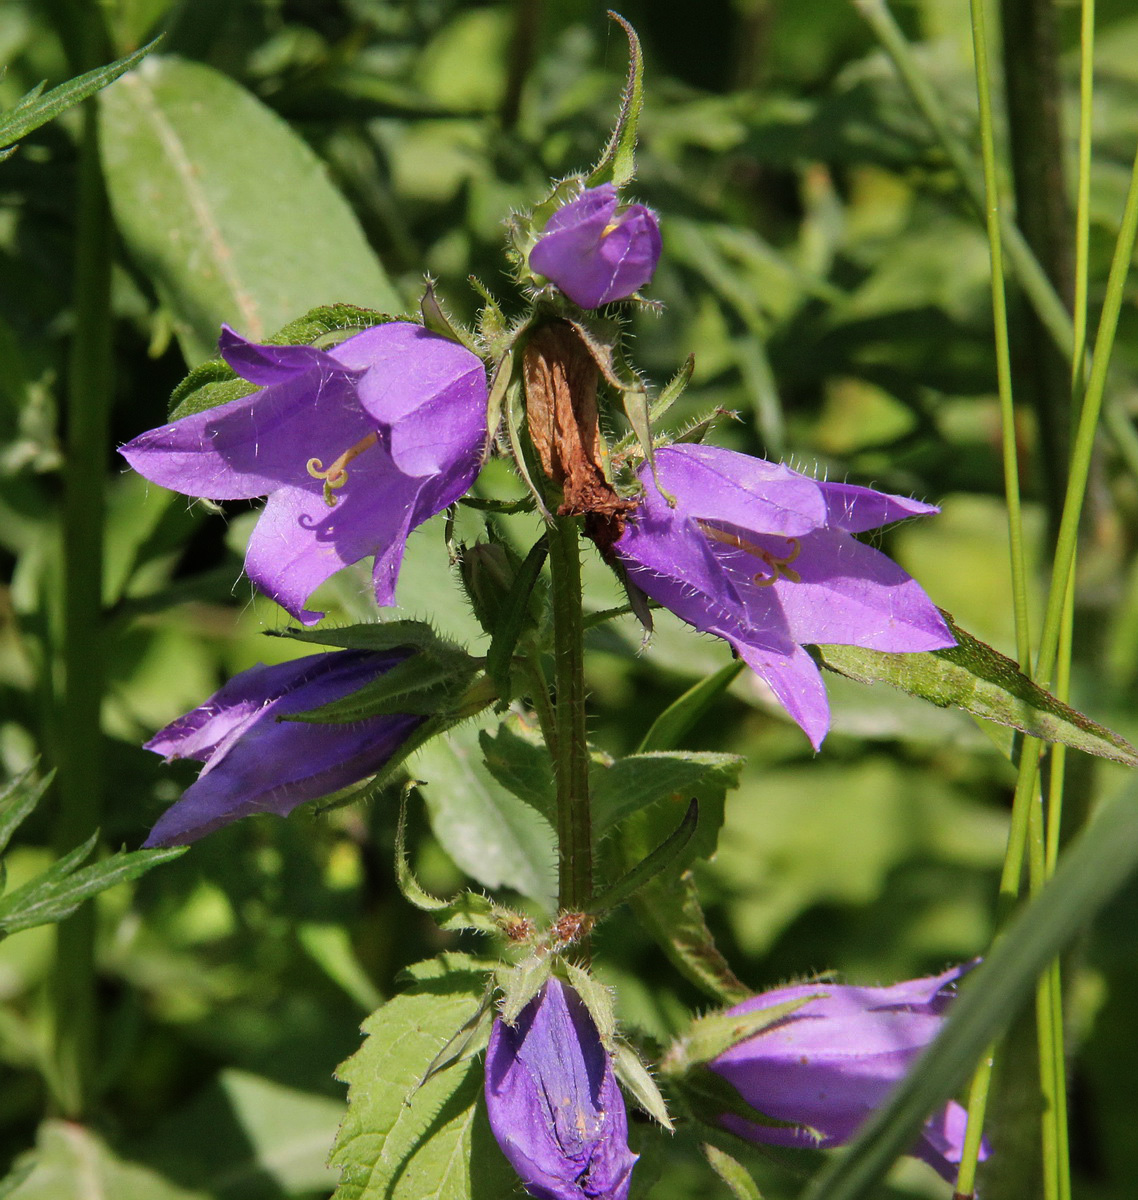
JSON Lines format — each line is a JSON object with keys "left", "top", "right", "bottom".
{"left": 589, "top": 800, "right": 698, "bottom": 915}
{"left": 415, "top": 715, "right": 557, "bottom": 908}
{"left": 0, "top": 38, "right": 160, "bottom": 151}
{"left": 0, "top": 845, "right": 184, "bottom": 937}
{"left": 479, "top": 715, "right": 556, "bottom": 825}
{"left": 814, "top": 611, "right": 1138, "bottom": 765}
{"left": 591, "top": 751, "right": 742, "bottom": 834}
{"left": 100, "top": 56, "right": 400, "bottom": 365}
{"left": 631, "top": 872, "right": 749, "bottom": 1005}
{"left": 0, "top": 768, "right": 51, "bottom": 858}
{"left": 331, "top": 953, "right": 514, "bottom": 1200}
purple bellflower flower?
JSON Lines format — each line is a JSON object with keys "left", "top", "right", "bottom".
{"left": 612, "top": 443, "right": 954, "bottom": 748}
{"left": 121, "top": 322, "right": 488, "bottom": 625}
{"left": 708, "top": 965, "right": 990, "bottom": 1183}
{"left": 529, "top": 183, "right": 661, "bottom": 309}
{"left": 485, "top": 978, "right": 637, "bottom": 1200}
{"left": 143, "top": 649, "right": 421, "bottom": 847}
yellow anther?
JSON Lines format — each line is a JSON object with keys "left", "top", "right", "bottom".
{"left": 697, "top": 520, "right": 802, "bottom": 587}
{"left": 600, "top": 221, "right": 620, "bottom": 237}
{"left": 306, "top": 431, "right": 379, "bottom": 507}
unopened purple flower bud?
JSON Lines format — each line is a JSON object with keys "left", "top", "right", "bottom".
{"left": 143, "top": 649, "right": 421, "bottom": 846}
{"left": 707, "top": 964, "right": 991, "bottom": 1183}
{"left": 529, "top": 184, "right": 661, "bottom": 308}
{"left": 485, "top": 978, "right": 637, "bottom": 1200}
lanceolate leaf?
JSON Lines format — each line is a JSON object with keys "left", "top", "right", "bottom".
{"left": 0, "top": 768, "right": 52, "bottom": 858}
{"left": 585, "top": 12, "right": 645, "bottom": 189}
{"left": 0, "top": 38, "right": 160, "bottom": 151}
{"left": 591, "top": 750, "right": 742, "bottom": 834}
{"left": 100, "top": 57, "right": 400, "bottom": 365}
{"left": 814, "top": 610, "right": 1138, "bottom": 766}
{"left": 331, "top": 953, "right": 514, "bottom": 1200}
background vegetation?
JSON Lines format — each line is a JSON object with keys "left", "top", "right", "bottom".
{"left": 2, "top": 0, "right": 1138, "bottom": 1196}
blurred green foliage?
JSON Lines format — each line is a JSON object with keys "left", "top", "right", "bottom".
{"left": 3, "top": 0, "right": 1138, "bottom": 1197}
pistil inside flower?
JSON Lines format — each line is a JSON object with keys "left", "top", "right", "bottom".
{"left": 697, "top": 520, "right": 802, "bottom": 586}
{"left": 306, "top": 431, "right": 379, "bottom": 507}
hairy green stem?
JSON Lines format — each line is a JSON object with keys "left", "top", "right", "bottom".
{"left": 547, "top": 516, "right": 592, "bottom": 914}
{"left": 50, "top": 72, "right": 114, "bottom": 1115}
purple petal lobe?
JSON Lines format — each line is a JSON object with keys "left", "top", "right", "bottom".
{"left": 121, "top": 322, "right": 488, "bottom": 619}
{"left": 707, "top": 964, "right": 988, "bottom": 1181}
{"left": 613, "top": 443, "right": 953, "bottom": 747}
{"left": 529, "top": 184, "right": 661, "bottom": 308}
{"left": 485, "top": 978, "right": 637, "bottom": 1200}
{"left": 143, "top": 650, "right": 420, "bottom": 846}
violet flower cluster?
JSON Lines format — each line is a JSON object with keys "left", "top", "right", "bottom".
{"left": 118, "top": 147, "right": 981, "bottom": 1199}
{"left": 485, "top": 979, "right": 637, "bottom": 1200}
{"left": 707, "top": 965, "right": 990, "bottom": 1183}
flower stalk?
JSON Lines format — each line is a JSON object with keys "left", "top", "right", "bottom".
{"left": 548, "top": 513, "right": 593, "bottom": 915}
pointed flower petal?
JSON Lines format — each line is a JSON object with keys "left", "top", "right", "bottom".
{"left": 613, "top": 444, "right": 953, "bottom": 747}
{"left": 121, "top": 322, "right": 488, "bottom": 623}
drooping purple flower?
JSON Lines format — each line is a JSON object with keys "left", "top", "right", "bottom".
{"left": 143, "top": 649, "right": 421, "bottom": 847}
{"left": 485, "top": 978, "right": 637, "bottom": 1200}
{"left": 612, "top": 443, "right": 954, "bottom": 748}
{"left": 707, "top": 965, "right": 990, "bottom": 1183}
{"left": 529, "top": 184, "right": 661, "bottom": 309}
{"left": 121, "top": 323, "right": 488, "bottom": 625}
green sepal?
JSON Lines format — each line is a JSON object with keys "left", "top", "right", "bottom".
{"left": 588, "top": 799, "right": 698, "bottom": 916}
{"left": 504, "top": 373, "right": 553, "bottom": 522}
{"left": 417, "top": 987, "right": 496, "bottom": 1089}
{"left": 614, "top": 355, "right": 697, "bottom": 453}
{"left": 470, "top": 277, "right": 509, "bottom": 349}
{"left": 702, "top": 1143, "right": 765, "bottom": 1200}
{"left": 563, "top": 959, "right": 618, "bottom": 1045}
{"left": 664, "top": 996, "right": 819, "bottom": 1074}
{"left": 496, "top": 951, "right": 553, "bottom": 1025}
{"left": 679, "top": 1063, "right": 819, "bottom": 1140}
{"left": 484, "top": 349, "right": 515, "bottom": 445}
{"left": 420, "top": 279, "right": 479, "bottom": 353}
{"left": 284, "top": 651, "right": 479, "bottom": 723}
{"left": 814, "top": 608, "right": 1138, "bottom": 766}
{"left": 168, "top": 304, "right": 401, "bottom": 418}
{"left": 613, "top": 1041, "right": 674, "bottom": 1132}
{"left": 584, "top": 13, "right": 645, "bottom": 189}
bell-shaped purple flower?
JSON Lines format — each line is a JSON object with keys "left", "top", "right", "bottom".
{"left": 612, "top": 443, "right": 954, "bottom": 748}
{"left": 121, "top": 322, "right": 488, "bottom": 625}
{"left": 143, "top": 649, "right": 421, "bottom": 847}
{"left": 485, "top": 978, "right": 637, "bottom": 1200}
{"left": 529, "top": 184, "right": 661, "bottom": 308}
{"left": 707, "top": 965, "right": 990, "bottom": 1183}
